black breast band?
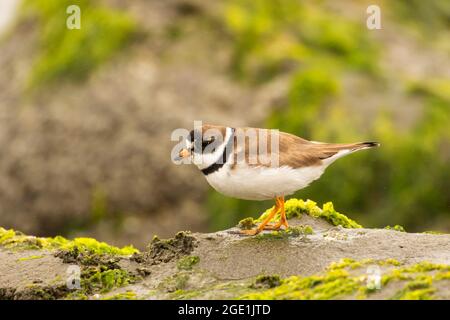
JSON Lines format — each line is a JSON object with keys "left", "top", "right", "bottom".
{"left": 201, "top": 128, "right": 235, "bottom": 176}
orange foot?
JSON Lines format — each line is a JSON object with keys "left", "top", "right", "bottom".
{"left": 231, "top": 196, "right": 288, "bottom": 236}
{"left": 263, "top": 221, "right": 289, "bottom": 230}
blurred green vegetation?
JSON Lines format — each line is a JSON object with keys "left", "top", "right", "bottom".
{"left": 392, "top": 0, "right": 450, "bottom": 31}
{"left": 22, "top": 0, "right": 136, "bottom": 87}
{"left": 208, "top": 0, "right": 450, "bottom": 232}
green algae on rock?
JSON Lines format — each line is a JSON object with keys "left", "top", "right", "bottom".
{"left": 251, "top": 275, "right": 281, "bottom": 289}
{"left": 17, "top": 255, "right": 44, "bottom": 262}
{"left": 177, "top": 256, "right": 200, "bottom": 270}
{"left": 239, "top": 259, "right": 450, "bottom": 300}
{"left": 102, "top": 290, "right": 137, "bottom": 300}
{"left": 141, "top": 231, "right": 198, "bottom": 265}
{"left": 82, "top": 267, "right": 136, "bottom": 294}
{"left": 238, "top": 217, "right": 256, "bottom": 230}
{"left": 159, "top": 273, "right": 190, "bottom": 293}
{"left": 384, "top": 225, "right": 406, "bottom": 232}
{"left": 254, "top": 225, "right": 314, "bottom": 240}
{"left": 0, "top": 227, "right": 141, "bottom": 299}
{"left": 255, "top": 199, "right": 362, "bottom": 229}
{"left": 0, "top": 227, "right": 138, "bottom": 256}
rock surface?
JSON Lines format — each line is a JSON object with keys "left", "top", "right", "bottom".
{"left": 1, "top": 210, "right": 449, "bottom": 300}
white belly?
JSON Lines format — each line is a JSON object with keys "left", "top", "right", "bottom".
{"left": 205, "top": 164, "right": 326, "bottom": 200}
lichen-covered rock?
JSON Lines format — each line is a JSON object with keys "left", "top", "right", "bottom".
{"left": 139, "top": 231, "right": 198, "bottom": 265}
{"left": 1, "top": 200, "right": 449, "bottom": 300}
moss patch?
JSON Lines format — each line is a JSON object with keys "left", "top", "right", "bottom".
{"left": 81, "top": 267, "right": 136, "bottom": 294}
{"left": 251, "top": 275, "right": 281, "bottom": 289}
{"left": 159, "top": 273, "right": 190, "bottom": 293}
{"left": 17, "top": 255, "right": 44, "bottom": 262}
{"left": 0, "top": 227, "right": 141, "bottom": 299}
{"left": 0, "top": 227, "right": 138, "bottom": 255}
{"left": 238, "top": 217, "right": 256, "bottom": 230}
{"left": 239, "top": 259, "right": 450, "bottom": 300}
{"left": 255, "top": 199, "right": 362, "bottom": 229}
{"left": 177, "top": 256, "right": 200, "bottom": 270}
{"left": 103, "top": 290, "right": 137, "bottom": 300}
{"left": 140, "top": 231, "right": 198, "bottom": 265}
{"left": 254, "top": 225, "right": 314, "bottom": 240}
{"left": 385, "top": 225, "right": 406, "bottom": 232}
{"left": 423, "top": 231, "right": 445, "bottom": 235}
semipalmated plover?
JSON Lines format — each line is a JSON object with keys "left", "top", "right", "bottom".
{"left": 175, "top": 124, "right": 379, "bottom": 235}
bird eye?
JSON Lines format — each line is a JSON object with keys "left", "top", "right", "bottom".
{"left": 201, "top": 136, "right": 216, "bottom": 150}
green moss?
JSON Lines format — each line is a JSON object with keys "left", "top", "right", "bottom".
{"left": 254, "top": 225, "right": 313, "bottom": 241}
{"left": 59, "top": 237, "right": 138, "bottom": 256}
{"left": 0, "top": 227, "right": 138, "bottom": 256}
{"left": 103, "top": 290, "right": 137, "bottom": 300}
{"left": 239, "top": 259, "right": 449, "bottom": 300}
{"left": 160, "top": 273, "right": 190, "bottom": 293}
{"left": 177, "top": 256, "right": 200, "bottom": 270}
{"left": 423, "top": 230, "right": 445, "bottom": 235}
{"left": 381, "top": 262, "right": 450, "bottom": 300}
{"left": 168, "top": 280, "right": 261, "bottom": 300}
{"left": 143, "top": 231, "right": 197, "bottom": 265}
{"left": 82, "top": 267, "right": 136, "bottom": 294}
{"left": 384, "top": 225, "right": 406, "bottom": 232}
{"left": 238, "top": 217, "right": 256, "bottom": 230}
{"left": 251, "top": 275, "right": 281, "bottom": 289}
{"left": 390, "top": 276, "right": 435, "bottom": 300}
{"left": 64, "top": 292, "right": 89, "bottom": 300}
{"left": 23, "top": 286, "right": 64, "bottom": 300}
{"left": 255, "top": 199, "right": 362, "bottom": 229}
{"left": 241, "top": 269, "right": 360, "bottom": 300}
{"left": 17, "top": 255, "right": 44, "bottom": 262}
{"left": 21, "top": 0, "right": 137, "bottom": 87}
{"left": 398, "top": 288, "right": 436, "bottom": 300}
{"left": 379, "top": 259, "right": 402, "bottom": 267}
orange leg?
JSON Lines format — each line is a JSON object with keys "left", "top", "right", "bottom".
{"left": 263, "top": 196, "right": 289, "bottom": 230}
{"left": 238, "top": 198, "right": 281, "bottom": 236}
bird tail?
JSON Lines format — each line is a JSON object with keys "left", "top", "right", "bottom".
{"left": 318, "top": 141, "right": 380, "bottom": 164}
{"left": 349, "top": 141, "right": 380, "bottom": 151}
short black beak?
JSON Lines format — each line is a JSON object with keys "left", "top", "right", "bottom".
{"left": 174, "top": 148, "right": 190, "bottom": 161}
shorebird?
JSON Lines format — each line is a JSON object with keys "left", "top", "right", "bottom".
{"left": 175, "top": 124, "right": 379, "bottom": 235}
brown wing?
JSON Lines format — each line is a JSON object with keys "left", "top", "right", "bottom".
{"left": 231, "top": 127, "right": 377, "bottom": 169}
{"left": 278, "top": 132, "right": 379, "bottom": 168}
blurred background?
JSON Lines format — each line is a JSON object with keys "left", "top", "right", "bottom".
{"left": 0, "top": 0, "right": 449, "bottom": 249}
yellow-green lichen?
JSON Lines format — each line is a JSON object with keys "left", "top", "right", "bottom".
{"left": 17, "top": 255, "right": 44, "bottom": 262}
{"left": 159, "top": 273, "right": 190, "bottom": 293}
{"left": 177, "top": 256, "right": 200, "bottom": 270}
{"left": 241, "top": 268, "right": 361, "bottom": 300}
{"left": 384, "top": 225, "right": 406, "bottom": 232}
{"left": 239, "top": 259, "right": 450, "bottom": 300}
{"left": 251, "top": 275, "right": 281, "bottom": 289}
{"left": 81, "top": 267, "right": 136, "bottom": 294}
{"left": 423, "top": 231, "right": 445, "bottom": 235}
{"left": 255, "top": 225, "right": 314, "bottom": 240}
{"left": 0, "top": 227, "right": 138, "bottom": 256}
{"left": 102, "top": 290, "right": 137, "bottom": 300}
{"left": 64, "top": 292, "right": 89, "bottom": 300}
{"left": 256, "top": 199, "right": 362, "bottom": 229}
{"left": 238, "top": 217, "right": 256, "bottom": 230}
